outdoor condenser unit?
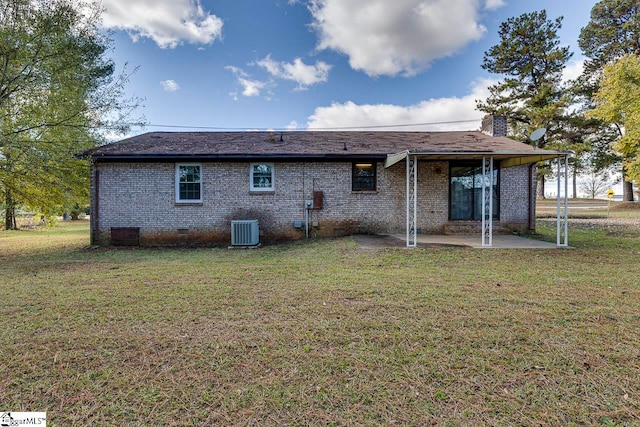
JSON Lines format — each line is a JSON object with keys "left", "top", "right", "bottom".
{"left": 231, "top": 220, "right": 260, "bottom": 246}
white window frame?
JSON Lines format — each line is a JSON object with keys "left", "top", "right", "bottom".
{"left": 250, "top": 163, "right": 275, "bottom": 191}
{"left": 175, "top": 163, "right": 203, "bottom": 203}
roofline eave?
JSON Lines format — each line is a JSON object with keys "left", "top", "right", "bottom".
{"left": 89, "top": 153, "right": 390, "bottom": 162}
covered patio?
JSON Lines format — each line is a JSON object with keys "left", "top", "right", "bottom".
{"left": 384, "top": 149, "right": 573, "bottom": 248}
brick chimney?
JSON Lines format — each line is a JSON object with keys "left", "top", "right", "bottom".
{"left": 481, "top": 115, "right": 508, "bottom": 137}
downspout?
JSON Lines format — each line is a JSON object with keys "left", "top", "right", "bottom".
{"left": 93, "top": 166, "right": 100, "bottom": 245}
{"left": 303, "top": 162, "right": 311, "bottom": 239}
{"left": 528, "top": 164, "right": 535, "bottom": 231}
{"left": 305, "top": 202, "right": 310, "bottom": 239}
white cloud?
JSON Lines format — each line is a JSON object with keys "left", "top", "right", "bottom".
{"left": 256, "top": 55, "right": 332, "bottom": 90}
{"left": 286, "top": 121, "right": 299, "bottom": 130}
{"left": 306, "top": 78, "right": 495, "bottom": 130}
{"left": 160, "top": 79, "right": 180, "bottom": 92}
{"left": 238, "top": 78, "right": 265, "bottom": 97}
{"left": 225, "top": 66, "right": 266, "bottom": 98}
{"left": 100, "top": 0, "right": 223, "bottom": 48}
{"left": 225, "top": 66, "right": 245, "bottom": 76}
{"left": 309, "top": 0, "right": 488, "bottom": 77}
{"left": 484, "top": 0, "right": 506, "bottom": 10}
{"left": 562, "top": 59, "right": 585, "bottom": 83}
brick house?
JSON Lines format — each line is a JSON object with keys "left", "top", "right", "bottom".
{"left": 83, "top": 116, "right": 569, "bottom": 247}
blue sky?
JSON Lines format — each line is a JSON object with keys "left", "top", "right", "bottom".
{"left": 100, "top": 0, "right": 599, "bottom": 136}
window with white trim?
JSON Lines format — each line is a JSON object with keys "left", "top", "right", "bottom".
{"left": 175, "top": 163, "right": 202, "bottom": 203}
{"left": 250, "top": 163, "right": 274, "bottom": 191}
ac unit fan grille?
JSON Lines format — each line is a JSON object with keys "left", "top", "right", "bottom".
{"left": 231, "top": 220, "right": 260, "bottom": 246}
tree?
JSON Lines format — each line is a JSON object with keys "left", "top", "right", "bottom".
{"left": 587, "top": 54, "right": 640, "bottom": 185}
{"left": 554, "top": 75, "right": 622, "bottom": 198}
{"left": 0, "top": 0, "right": 142, "bottom": 229}
{"left": 579, "top": 163, "right": 618, "bottom": 199}
{"left": 577, "top": 152, "right": 619, "bottom": 199}
{"left": 552, "top": 113, "right": 598, "bottom": 198}
{"left": 578, "top": 0, "right": 640, "bottom": 201}
{"left": 476, "top": 10, "right": 574, "bottom": 198}
{"left": 579, "top": 0, "right": 640, "bottom": 74}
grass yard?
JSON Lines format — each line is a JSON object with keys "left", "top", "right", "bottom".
{"left": 1, "top": 220, "right": 639, "bottom": 426}
{"left": 537, "top": 199, "right": 640, "bottom": 220}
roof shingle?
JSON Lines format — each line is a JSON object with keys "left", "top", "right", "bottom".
{"left": 85, "top": 131, "right": 557, "bottom": 161}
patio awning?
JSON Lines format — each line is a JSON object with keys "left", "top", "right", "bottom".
{"left": 384, "top": 149, "right": 567, "bottom": 169}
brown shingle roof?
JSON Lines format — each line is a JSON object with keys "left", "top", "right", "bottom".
{"left": 85, "top": 131, "right": 557, "bottom": 161}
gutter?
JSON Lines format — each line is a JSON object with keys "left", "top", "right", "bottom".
{"left": 87, "top": 153, "right": 390, "bottom": 163}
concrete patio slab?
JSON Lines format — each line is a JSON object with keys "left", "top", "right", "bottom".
{"left": 353, "top": 233, "right": 566, "bottom": 249}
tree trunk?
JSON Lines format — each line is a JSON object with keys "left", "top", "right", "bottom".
{"left": 572, "top": 169, "right": 577, "bottom": 199}
{"left": 5, "top": 190, "right": 16, "bottom": 230}
{"left": 536, "top": 174, "right": 545, "bottom": 199}
{"left": 622, "top": 167, "right": 635, "bottom": 202}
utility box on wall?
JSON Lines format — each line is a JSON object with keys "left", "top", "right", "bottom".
{"left": 313, "top": 191, "right": 323, "bottom": 210}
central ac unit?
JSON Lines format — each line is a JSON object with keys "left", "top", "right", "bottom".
{"left": 231, "top": 220, "right": 260, "bottom": 246}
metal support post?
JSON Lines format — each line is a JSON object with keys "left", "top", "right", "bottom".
{"left": 556, "top": 155, "right": 569, "bottom": 246}
{"left": 406, "top": 155, "right": 417, "bottom": 247}
{"left": 481, "top": 155, "right": 494, "bottom": 247}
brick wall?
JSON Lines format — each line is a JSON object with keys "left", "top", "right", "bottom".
{"left": 500, "top": 164, "right": 532, "bottom": 231}
{"left": 92, "top": 160, "right": 532, "bottom": 245}
{"left": 416, "top": 161, "right": 450, "bottom": 232}
{"left": 481, "top": 115, "right": 508, "bottom": 137}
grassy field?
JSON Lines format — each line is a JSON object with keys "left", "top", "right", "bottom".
{"left": 537, "top": 199, "right": 640, "bottom": 219}
{"left": 1, "top": 220, "right": 639, "bottom": 426}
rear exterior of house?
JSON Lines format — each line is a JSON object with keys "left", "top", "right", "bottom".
{"left": 86, "top": 117, "right": 561, "bottom": 246}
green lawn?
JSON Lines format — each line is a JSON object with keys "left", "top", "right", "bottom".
{"left": 1, "top": 221, "right": 639, "bottom": 426}
{"left": 537, "top": 198, "right": 640, "bottom": 219}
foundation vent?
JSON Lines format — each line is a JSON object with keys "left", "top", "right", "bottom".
{"left": 110, "top": 227, "right": 140, "bottom": 246}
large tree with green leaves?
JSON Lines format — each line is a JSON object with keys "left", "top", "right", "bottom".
{"left": 578, "top": 0, "right": 640, "bottom": 201}
{"left": 579, "top": 0, "right": 640, "bottom": 74}
{"left": 551, "top": 112, "right": 606, "bottom": 198}
{"left": 476, "top": 10, "right": 574, "bottom": 197}
{"left": 0, "top": 0, "right": 142, "bottom": 229}
{"left": 588, "top": 54, "right": 640, "bottom": 184}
